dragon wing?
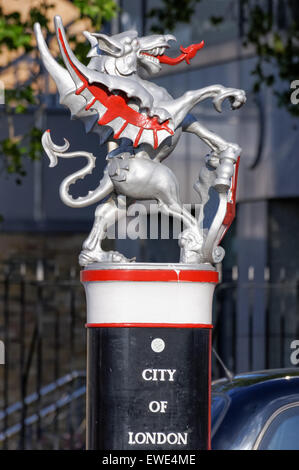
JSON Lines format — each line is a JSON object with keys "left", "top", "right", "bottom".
{"left": 34, "top": 16, "right": 174, "bottom": 149}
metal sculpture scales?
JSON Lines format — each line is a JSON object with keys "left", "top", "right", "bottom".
{"left": 35, "top": 16, "right": 246, "bottom": 266}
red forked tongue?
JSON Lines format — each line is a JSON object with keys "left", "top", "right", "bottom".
{"left": 155, "top": 40, "right": 204, "bottom": 66}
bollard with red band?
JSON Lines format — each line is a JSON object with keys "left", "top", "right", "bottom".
{"left": 81, "top": 263, "right": 218, "bottom": 450}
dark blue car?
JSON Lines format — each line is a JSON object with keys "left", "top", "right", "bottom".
{"left": 211, "top": 368, "right": 299, "bottom": 450}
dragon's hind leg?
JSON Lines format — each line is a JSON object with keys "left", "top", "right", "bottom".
{"left": 157, "top": 188, "right": 204, "bottom": 264}
{"left": 79, "top": 195, "right": 132, "bottom": 266}
{"left": 157, "top": 178, "right": 199, "bottom": 231}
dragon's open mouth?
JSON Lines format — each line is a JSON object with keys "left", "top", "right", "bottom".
{"left": 140, "top": 47, "right": 167, "bottom": 65}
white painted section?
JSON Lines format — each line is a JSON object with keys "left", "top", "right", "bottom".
{"left": 84, "top": 278, "right": 215, "bottom": 325}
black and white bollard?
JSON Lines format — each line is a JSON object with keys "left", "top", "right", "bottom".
{"left": 81, "top": 263, "right": 218, "bottom": 450}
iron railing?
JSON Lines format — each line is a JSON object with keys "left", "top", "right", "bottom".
{"left": 0, "top": 261, "right": 86, "bottom": 449}
{"left": 212, "top": 271, "right": 299, "bottom": 378}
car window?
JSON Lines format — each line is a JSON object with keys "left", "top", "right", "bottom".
{"left": 257, "top": 404, "right": 299, "bottom": 450}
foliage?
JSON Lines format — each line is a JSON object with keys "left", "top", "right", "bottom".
{"left": 0, "top": 0, "right": 117, "bottom": 183}
{"left": 0, "top": 3, "right": 54, "bottom": 54}
{"left": 243, "top": 0, "right": 299, "bottom": 117}
{"left": 73, "top": 0, "right": 117, "bottom": 28}
{"left": 147, "top": 0, "right": 201, "bottom": 33}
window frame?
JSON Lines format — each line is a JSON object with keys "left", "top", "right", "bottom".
{"left": 253, "top": 401, "right": 299, "bottom": 450}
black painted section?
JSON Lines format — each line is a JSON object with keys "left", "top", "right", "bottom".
{"left": 87, "top": 327, "right": 210, "bottom": 450}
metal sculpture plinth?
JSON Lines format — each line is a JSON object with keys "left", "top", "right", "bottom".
{"left": 82, "top": 263, "right": 218, "bottom": 450}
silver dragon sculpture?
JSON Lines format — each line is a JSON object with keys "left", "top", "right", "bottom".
{"left": 35, "top": 16, "right": 246, "bottom": 266}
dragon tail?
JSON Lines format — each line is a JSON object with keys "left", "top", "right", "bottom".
{"left": 42, "top": 130, "right": 113, "bottom": 208}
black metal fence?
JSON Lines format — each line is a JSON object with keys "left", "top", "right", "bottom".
{"left": 0, "top": 261, "right": 86, "bottom": 450}
{"left": 0, "top": 261, "right": 298, "bottom": 449}
{"left": 212, "top": 270, "right": 299, "bottom": 378}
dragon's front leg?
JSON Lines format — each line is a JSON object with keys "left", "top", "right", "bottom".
{"left": 79, "top": 195, "right": 134, "bottom": 266}
{"left": 164, "top": 84, "right": 246, "bottom": 129}
{"left": 183, "top": 117, "right": 241, "bottom": 192}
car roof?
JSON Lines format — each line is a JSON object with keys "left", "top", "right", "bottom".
{"left": 212, "top": 368, "right": 299, "bottom": 393}
{"left": 212, "top": 368, "right": 299, "bottom": 449}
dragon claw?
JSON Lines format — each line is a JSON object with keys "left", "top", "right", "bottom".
{"left": 213, "top": 88, "right": 246, "bottom": 113}
{"left": 232, "top": 100, "right": 242, "bottom": 110}
{"left": 79, "top": 249, "right": 135, "bottom": 266}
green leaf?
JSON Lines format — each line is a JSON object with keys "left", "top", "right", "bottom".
{"left": 273, "top": 33, "right": 285, "bottom": 54}
{"left": 210, "top": 16, "right": 223, "bottom": 26}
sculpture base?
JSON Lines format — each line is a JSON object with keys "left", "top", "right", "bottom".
{"left": 81, "top": 263, "right": 218, "bottom": 450}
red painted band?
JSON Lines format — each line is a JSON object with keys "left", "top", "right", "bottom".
{"left": 81, "top": 269, "right": 218, "bottom": 283}
{"left": 86, "top": 322, "right": 213, "bottom": 329}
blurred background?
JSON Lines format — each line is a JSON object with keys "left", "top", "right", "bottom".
{"left": 0, "top": 0, "right": 298, "bottom": 449}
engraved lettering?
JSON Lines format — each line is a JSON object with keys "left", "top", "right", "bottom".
{"left": 128, "top": 431, "right": 188, "bottom": 445}
{"left": 141, "top": 369, "right": 176, "bottom": 381}
{"left": 149, "top": 401, "right": 168, "bottom": 413}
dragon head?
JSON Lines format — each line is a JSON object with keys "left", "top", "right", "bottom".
{"left": 84, "top": 30, "right": 176, "bottom": 76}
